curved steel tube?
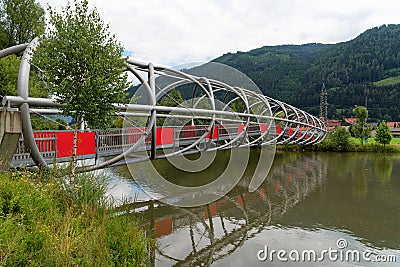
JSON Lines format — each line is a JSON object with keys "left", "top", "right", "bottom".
{"left": 1, "top": 41, "right": 328, "bottom": 170}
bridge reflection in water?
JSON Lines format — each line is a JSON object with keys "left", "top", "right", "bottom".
{"left": 114, "top": 151, "right": 327, "bottom": 266}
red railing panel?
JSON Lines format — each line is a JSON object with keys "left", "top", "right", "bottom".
{"left": 35, "top": 131, "right": 95, "bottom": 158}
{"left": 156, "top": 128, "right": 174, "bottom": 146}
{"left": 182, "top": 125, "right": 197, "bottom": 138}
{"left": 260, "top": 124, "right": 267, "bottom": 133}
{"left": 206, "top": 125, "right": 218, "bottom": 139}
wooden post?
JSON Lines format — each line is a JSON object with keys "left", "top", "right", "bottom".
{"left": 0, "top": 108, "right": 22, "bottom": 170}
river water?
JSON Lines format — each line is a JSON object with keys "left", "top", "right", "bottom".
{"left": 106, "top": 150, "right": 400, "bottom": 266}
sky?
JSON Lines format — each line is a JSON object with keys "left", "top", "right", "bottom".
{"left": 36, "top": 0, "right": 400, "bottom": 66}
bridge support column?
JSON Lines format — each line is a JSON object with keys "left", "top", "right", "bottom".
{"left": 0, "top": 108, "right": 22, "bottom": 170}
{"left": 149, "top": 63, "right": 157, "bottom": 160}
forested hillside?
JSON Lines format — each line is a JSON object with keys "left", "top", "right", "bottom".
{"left": 213, "top": 24, "right": 400, "bottom": 121}
{"left": 214, "top": 43, "right": 328, "bottom": 107}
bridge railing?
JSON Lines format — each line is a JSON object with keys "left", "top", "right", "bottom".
{"left": 96, "top": 128, "right": 151, "bottom": 156}
{"left": 11, "top": 123, "right": 321, "bottom": 167}
{"left": 11, "top": 124, "right": 271, "bottom": 165}
{"left": 12, "top": 133, "right": 57, "bottom": 166}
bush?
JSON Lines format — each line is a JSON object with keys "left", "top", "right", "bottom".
{"left": 0, "top": 169, "right": 152, "bottom": 266}
{"left": 314, "top": 127, "right": 353, "bottom": 152}
{"left": 375, "top": 121, "right": 392, "bottom": 146}
{"left": 329, "top": 127, "right": 352, "bottom": 151}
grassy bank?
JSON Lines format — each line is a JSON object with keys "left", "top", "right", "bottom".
{"left": 279, "top": 126, "right": 400, "bottom": 153}
{"left": 351, "top": 137, "right": 400, "bottom": 145}
{"left": 280, "top": 139, "right": 400, "bottom": 153}
{"left": 0, "top": 169, "right": 152, "bottom": 266}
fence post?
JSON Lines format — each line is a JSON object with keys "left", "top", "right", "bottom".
{"left": 94, "top": 130, "right": 99, "bottom": 164}
{"left": 0, "top": 108, "right": 22, "bottom": 170}
{"left": 54, "top": 133, "right": 57, "bottom": 163}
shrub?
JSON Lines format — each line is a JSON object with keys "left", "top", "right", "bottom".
{"left": 0, "top": 169, "right": 152, "bottom": 266}
{"left": 329, "top": 127, "right": 352, "bottom": 151}
{"left": 375, "top": 121, "right": 392, "bottom": 146}
{"left": 314, "top": 127, "right": 352, "bottom": 152}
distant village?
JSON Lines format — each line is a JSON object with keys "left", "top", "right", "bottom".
{"left": 325, "top": 119, "right": 400, "bottom": 137}
{"left": 319, "top": 84, "right": 400, "bottom": 137}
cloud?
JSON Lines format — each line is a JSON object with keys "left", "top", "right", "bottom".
{"left": 37, "top": 0, "right": 400, "bottom": 66}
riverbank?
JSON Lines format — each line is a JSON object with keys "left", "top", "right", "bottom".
{"left": 279, "top": 139, "right": 400, "bottom": 153}
{"left": 0, "top": 169, "right": 151, "bottom": 266}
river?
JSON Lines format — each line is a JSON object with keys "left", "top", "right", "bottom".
{"left": 105, "top": 150, "right": 400, "bottom": 266}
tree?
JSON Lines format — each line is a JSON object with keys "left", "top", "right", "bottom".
{"left": 112, "top": 116, "right": 124, "bottom": 128}
{"left": 0, "top": 0, "right": 47, "bottom": 98}
{"left": 157, "top": 88, "right": 184, "bottom": 126}
{"left": 330, "top": 126, "right": 351, "bottom": 151}
{"left": 0, "top": 54, "right": 47, "bottom": 97}
{"left": 55, "top": 118, "right": 69, "bottom": 130}
{"left": 30, "top": 0, "right": 129, "bottom": 181}
{"left": 0, "top": 54, "right": 19, "bottom": 96}
{"left": 0, "top": 54, "right": 54, "bottom": 130}
{"left": 30, "top": 114, "right": 59, "bottom": 130}
{"left": 375, "top": 120, "right": 392, "bottom": 146}
{"left": 352, "top": 106, "right": 370, "bottom": 145}
{"left": 0, "top": 0, "right": 49, "bottom": 129}
{"left": 158, "top": 88, "right": 184, "bottom": 107}
{"left": 0, "top": 0, "right": 45, "bottom": 48}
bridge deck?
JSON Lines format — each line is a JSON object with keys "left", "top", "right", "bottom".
{"left": 11, "top": 124, "right": 308, "bottom": 167}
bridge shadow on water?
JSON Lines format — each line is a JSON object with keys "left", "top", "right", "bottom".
{"left": 108, "top": 150, "right": 400, "bottom": 266}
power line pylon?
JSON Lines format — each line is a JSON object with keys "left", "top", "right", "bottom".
{"left": 319, "top": 83, "right": 328, "bottom": 121}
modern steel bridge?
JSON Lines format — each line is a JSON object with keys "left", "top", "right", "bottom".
{"left": 0, "top": 40, "right": 327, "bottom": 170}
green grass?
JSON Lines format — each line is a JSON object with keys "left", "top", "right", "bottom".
{"left": 389, "top": 138, "right": 400, "bottom": 144}
{"left": 350, "top": 137, "right": 400, "bottom": 145}
{"left": 281, "top": 137, "right": 400, "bottom": 153}
{"left": 0, "top": 169, "right": 152, "bottom": 266}
{"left": 373, "top": 76, "right": 400, "bottom": 86}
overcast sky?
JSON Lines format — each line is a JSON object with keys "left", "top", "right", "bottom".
{"left": 37, "top": 0, "right": 400, "bottom": 66}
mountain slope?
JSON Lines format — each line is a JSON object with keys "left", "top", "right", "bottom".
{"left": 214, "top": 43, "right": 328, "bottom": 102}
{"left": 213, "top": 24, "right": 400, "bottom": 121}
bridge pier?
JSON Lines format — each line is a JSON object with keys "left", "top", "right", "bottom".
{"left": 0, "top": 108, "right": 22, "bottom": 171}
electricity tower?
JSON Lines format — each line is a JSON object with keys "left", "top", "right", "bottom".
{"left": 319, "top": 83, "right": 328, "bottom": 121}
